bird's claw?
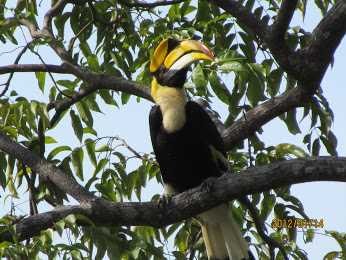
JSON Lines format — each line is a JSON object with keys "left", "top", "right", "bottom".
{"left": 201, "top": 177, "right": 217, "bottom": 193}
{"left": 157, "top": 194, "right": 173, "bottom": 209}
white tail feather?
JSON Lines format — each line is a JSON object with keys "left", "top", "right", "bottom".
{"left": 198, "top": 204, "right": 249, "bottom": 260}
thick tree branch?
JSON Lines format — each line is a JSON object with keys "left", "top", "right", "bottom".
{"left": 222, "top": 87, "right": 307, "bottom": 150}
{"left": 3, "top": 16, "right": 71, "bottom": 63}
{"left": 209, "top": 0, "right": 267, "bottom": 39}
{"left": 47, "top": 73, "right": 152, "bottom": 126}
{"left": 0, "top": 62, "right": 152, "bottom": 125}
{"left": 0, "top": 205, "right": 88, "bottom": 242}
{"left": 302, "top": 0, "right": 346, "bottom": 85}
{"left": 1, "top": 157, "right": 346, "bottom": 242}
{"left": 271, "top": 0, "right": 298, "bottom": 40}
{"left": 210, "top": 0, "right": 346, "bottom": 149}
{"left": 43, "top": 0, "right": 69, "bottom": 32}
{"left": 2, "top": 0, "right": 345, "bottom": 156}
{"left": 209, "top": 0, "right": 302, "bottom": 81}
{"left": 0, "top": 63, "right": 151, "bottom": 104}
{"left": 0, "top": 133, "right": 95, "bottom": 203}
{"left": 2, "top": 5, "right": 152, "bottom": 118}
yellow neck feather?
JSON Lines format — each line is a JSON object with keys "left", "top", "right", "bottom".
{"left": 151, "top": 78, "right": 187, "bottom": 133}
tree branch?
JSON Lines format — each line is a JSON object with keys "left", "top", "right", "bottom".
{"left": 302, "top": 0, "right": 346, "bottom": 85}
{"left": 0, "top": 133, "right": 95, "bottom": 203}
{"left": 209, "top": 0, "right": 267, "bottom": 39}
{"left": 2, "top": 0, "right": 345, "bottom": 158}
{"left": 240, "top": 196, "right": 288, "bottom": 260}
{"left": 122, "top": 0, "right": 184, "bottom": 8}
{"left": 209, "top": 0, "right": 346, "bottom": 149}
{"left": 0, "top": 205, "right": 88, "bottom": 242}
{"left": 222, "top": 87, "right": 307, "bottom": 150}
{"left": 0, "top": 62, "right": 152, "bottom": 126}
{"left": 43, "top": 0, "right": 69, "bottom": 32}
{"left": 0, "top": 41, "right": 33, "bottom": 97}
{"left": 209, "top": 0, "right": 302, "bottom": 81}
{"left": 271, "top": 0, "right": 298, "bottom": 40}
{"left": 0, "top": 64, "right": 69, "bottom": 74}
{"left": 1, "top": 156, "right": 346, "bottom": 242}
{"left": 47, "top": 73, "right": 152, "bottom": 126}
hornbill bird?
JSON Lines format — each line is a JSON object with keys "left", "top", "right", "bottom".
{"left": 149, "top": 38, "right": 252, "bottom": 260}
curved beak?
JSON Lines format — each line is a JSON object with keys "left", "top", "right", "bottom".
{"left": 164, "top": 40, "right": 214, "bottom": 72}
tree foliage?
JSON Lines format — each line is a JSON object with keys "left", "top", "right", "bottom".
{"left": 0, "top": 0, "right": 345, "bottom": 259}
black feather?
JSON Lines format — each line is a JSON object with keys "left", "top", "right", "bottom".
{"left": 149, "top": 101, "right": 225, "bottom": 192}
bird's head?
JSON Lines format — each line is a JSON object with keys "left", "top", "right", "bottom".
{"left": 149, "top": 38, "right": 214, "bottom": 89}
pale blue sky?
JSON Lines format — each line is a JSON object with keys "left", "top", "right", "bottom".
{"left": 0, "top": 2, "right": 345, "bottom": 259}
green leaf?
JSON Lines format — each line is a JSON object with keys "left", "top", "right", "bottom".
{"left": 94, "top": 158, "right": 108, "bottom": 175}
{"left": 87, "top": 54, "right": 100, "bottom": 72}
{"left": 247, "top": 80, "right": 265, "bottom": 106}
{"left": 326, "top": 231, "right": 346, "bottom": 253}
{"left": 45, "top": 136, "right": 57, "bottom": 144}
{"left": 80, "top": 41, "right": 92, "bottom": 57}
{"left": 121, "top": 93, "right": 131, "bottom": 105}
{"left": 0, "top": 152, "right": 7, "bottom": 189}
{"left": 219, "top": 61, "right": 245, "bottom": 73}
{"left": 76, "top": 101, "right": 93, "bottom": 127}
{"left": 196, "top": 0, "right": 211, "bottom": 22}
{"left": 6, "top": 155, "right": 15, "bottom": 179}
{"left": 96, "top": 144, "right": 112, "bottom": 153}
{"left": 85, "top": 96, "right": 102, "bottom": 113}
{"left": 85, "top": 139, "right": 97, "bottom": 166}
{"left": 83, "top": 127, "right": 98, "bottom": 136}
{"left": 209, "top": 72, "right": 231, "bottom": 104}
{"left": 72, "top": 148, "right": 84, "bottom": 180}
{"left": 315, "top": 0, "right": 329, "bottom": 15}
{"left": 70, "top": 110, "right": 83, "bottom": 142}
{"left": 168, "top": 4, "right": 180, "bottom": 21}
{"left": 276, "top": 143, "right": 307, "bottom": 158}
{"left": 35, "top": 72, "right": 46, "bottom": 93}
{"left": 54, "top": 12, "right": 71, "bottom": 39}
{"left": 57, "top": 80, "right": 77, "bottom": 90}
{"left": 267, "top": 69, "right": 283, "bottom": 96}
{"left": 260, "top": 192, "right": 276, "bottom": 220}
{"left": 70, "top": 6, "right": 93, "bottom": 41}
{"left": 99, "top": 90, "right": 117, "bottom": 106}
{"left": 181, "top": 1, "right": 196, "bottom": 16}
{"left": 327, "top": 131, "right": 338, "bottom": 154}
{"left": 47, "top": 146, "right": 72, "bottom": 160}
{"left": 112, "top": 151, "right": 126, "bottom": 166}
{"left": 284, "top": 109, "right": 301, "bottom": 135}
{"left": 245, "top": 0, "right": 255, "bottom": 10}
{"left": 305, "top": 229, "right": 315, "bottom": 243}
{"left": 323, "top": 251, "right": 340, "bottom": 260}
{"left": 312, "top": 138, "right": 321, "bottom": 156}
{"left": 321, "top": 135, "right": 338, "bottom": 156}
{"left": 192, "top": 64, "right": 207, "bottom": 95}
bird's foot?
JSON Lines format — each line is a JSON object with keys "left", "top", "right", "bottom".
{"left": 157, "top": 194, "right": 173, "bottom": 209}
{"left": 201, "top": 177, "right": 217, "bottom": 193}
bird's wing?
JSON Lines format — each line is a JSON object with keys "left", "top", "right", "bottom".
{"left": 149, "top": 105, "right": 162, "bottom": 157}
{"left": 186, "top": 101, "right": 229, "bottom": 171}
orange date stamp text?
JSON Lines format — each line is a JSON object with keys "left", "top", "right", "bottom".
{"left": 271, "top": 218, "right": 324, "bottom": 229}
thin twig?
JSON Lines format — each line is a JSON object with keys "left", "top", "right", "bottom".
{"left": 0, "top": 45, "right": 27, "bottom": 56}
{"left": 239, "top": 196, "right": 289, "bottom": 260}
{"left": 68, "top": 20, "right": 94, "bottom": 53}
{"left": 114, "top": 136, "right": 150, "bottom": 162}
{"left": 122, "top": 0, "right": 184, "bottom": 8}
{"left": 0, "top": 41, "right": 33, "bottom": 97}
{"left": 29, "top": 48, "right": 73, "bottom": 98}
